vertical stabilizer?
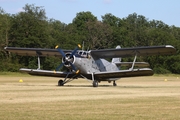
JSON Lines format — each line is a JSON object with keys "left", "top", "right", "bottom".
{"left": 111, "top": 45, "right": 121, "bottom": 63}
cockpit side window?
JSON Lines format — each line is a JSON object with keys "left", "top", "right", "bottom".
{"left": 79, "top": 51, "right": 82, "bottom": 55}
{"left": 83, "top": 52, "right": 86, "bottom": 55}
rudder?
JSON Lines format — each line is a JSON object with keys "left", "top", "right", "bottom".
{"left": 111, "top": 45, "right": 121, "bottom": 63}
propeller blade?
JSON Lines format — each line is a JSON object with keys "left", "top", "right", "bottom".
{"left": 58, "top": 48, "right": 66, "bottom": 57}
{"left": 70, "top": 44, "right": 82, "bottom": 58}
{"left": 70, "top": 48, "right": 78, "bottom": 58}
{"left": 75, "top": 70, "right": 80, "bottom": 74}
{"left": 55, "top": 45, "right": 66, "bottom": 57}
{"left": 69, "top": 62, "right": 80, "bottom": 74}
{"left": 70, "top": 62, "right": 76, "bottom": 72}
{"left": 56, "top": 63, "right": 64, "bottom": 71}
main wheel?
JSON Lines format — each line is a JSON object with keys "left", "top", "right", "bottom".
{"left": 93, "top": 80, "right": 98, "bottom": 87}
{"left": 58, "top": 80, "right": 64, "bottom": 86}
{"left": 113, "top": 81, "right": 117, "bottom": 86}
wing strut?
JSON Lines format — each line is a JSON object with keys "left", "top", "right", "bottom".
{"left": 129, "top": 53, "right": 137, "bottom": 70}
{"left": 91, "top": 72, "right": 94, "bottom": 81}
{"left": 36, "top": 52, "right": 41, "bottom": 70}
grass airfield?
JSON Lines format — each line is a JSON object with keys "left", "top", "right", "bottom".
{"left": 0, "top": 73, "right": 180, "bottom": 120}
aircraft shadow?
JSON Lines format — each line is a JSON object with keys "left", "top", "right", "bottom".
{"left": 11, "top": 83, "right": 158, "bottom": 88}
{"left": 55, "top": 85, "right": 149, "bottom": 88}
{"left": 58, "top": 85, "right": 115, "bottom": 88}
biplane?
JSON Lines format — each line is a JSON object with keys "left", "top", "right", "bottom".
{"left": 4, "top": 45, "right": 176, "bottom": 87}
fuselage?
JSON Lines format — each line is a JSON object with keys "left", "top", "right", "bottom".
{"left": 72, "top": 50, "right": 119, "bottom": 80}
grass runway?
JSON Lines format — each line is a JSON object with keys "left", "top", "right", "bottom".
{"left": 0, "top": 74, "right": 180, "bottom": 120}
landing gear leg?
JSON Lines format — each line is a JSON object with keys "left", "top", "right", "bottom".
{"left": 91, "top": 72, "right": 98, "bottom": 87}
{"left": 58, "top": 72, "right": 70, "bottom": 86}
{"left": 113, "top": 81, "right": 117, "bottom": 86}
{"left": 58, "top": 80, "right": 64, "bottom": 86}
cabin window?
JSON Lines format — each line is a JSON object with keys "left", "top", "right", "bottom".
{"left": 83, "top": 52, "right": 86, "bottom": 55}
{"left": 78, "top": 51, "right": 83, "bottom": 55}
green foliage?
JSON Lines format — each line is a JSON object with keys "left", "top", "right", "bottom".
{"left": 85, "top": 21, "right": 113, "bottom": 49}
{"left": 0, "top": 8, "right": 11, "bottom": 58}
{"left": 0, "top": 4, "right": 180, "bottom": 74}
{"left": 72, "top": 11, "right": 97, "bottom": 29}
{"left": 0, "top": 58, "right": 22, "bottom": 72}
{"left": 9, "top": 4, "right": 49, "bottom": 48}
{"left": 153, "top": 66, "right": 171, "bottom": 74}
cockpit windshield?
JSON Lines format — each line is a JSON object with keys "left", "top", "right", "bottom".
{"left": 77, "top": 51, "right": 89, "bottom": 58}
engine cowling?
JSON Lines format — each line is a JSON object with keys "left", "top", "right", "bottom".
{"left": 62, "top": 53, "right": 75, "bottom": 68}
{"left": 55, "top": 44, "right": 81, "bottom": 73}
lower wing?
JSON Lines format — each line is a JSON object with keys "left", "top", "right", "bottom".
{"left": 20, "top": 68, "right": 153, "bottom": 81}
{"left": 19, "top": 68, "right": 77, "bottom": 78}
{"left": 94, "top": 68, "right": 153, "bottom": 81}
{"left": 115, "top": 62, "right": 150, "bottom": 67}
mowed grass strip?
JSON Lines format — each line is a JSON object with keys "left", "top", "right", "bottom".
{"left": 0, "top": 75, "right": 180, "bottom": 120}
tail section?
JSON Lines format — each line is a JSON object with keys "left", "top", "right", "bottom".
{"left": 111, "top": 45, "right": 121, "bottom": 63}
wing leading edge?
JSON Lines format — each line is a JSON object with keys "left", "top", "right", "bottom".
{"left": 90, "top": 45, "right": 176, "bottom": 58}
{"left": 4, "top": 47, "right": 72, "bottom": 57}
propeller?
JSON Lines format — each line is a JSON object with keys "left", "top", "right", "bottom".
{"left": 55, "top": 44, "right": 81, "bottom": 73}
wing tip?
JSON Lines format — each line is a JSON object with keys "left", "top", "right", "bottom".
{"left": 165, "top": 45, "right": 176, "bottom": 53}
{"left": 4, "top": 46, "right": 8, "bottom": 50}
{"left": 165, "top": 45, "right": 174, "bottom": 48}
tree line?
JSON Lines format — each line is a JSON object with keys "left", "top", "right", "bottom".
{"left": 0, "top": 4, "right": 180, "bottom": 74}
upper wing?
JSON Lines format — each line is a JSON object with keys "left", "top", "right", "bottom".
{"left": 90, "top": 45, "right": 176, "bottom": 58}
{"left": 4, "top": 47, "right": 72, "bottom": 57}
{"left": 4, "top": 45, "right": 176, "bottom": 58}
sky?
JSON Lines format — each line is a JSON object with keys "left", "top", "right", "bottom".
{"left": 1, "top": 0, "right": 180, "bottom": 27}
